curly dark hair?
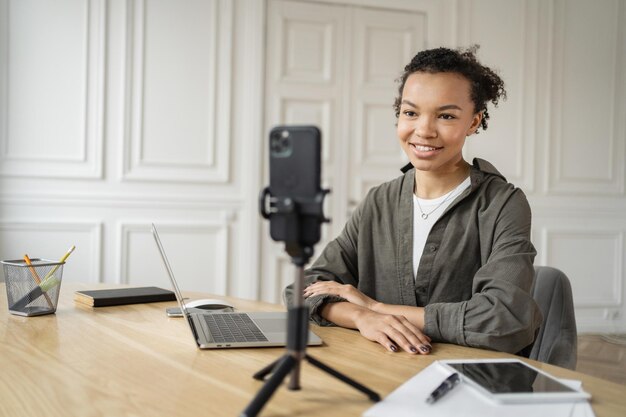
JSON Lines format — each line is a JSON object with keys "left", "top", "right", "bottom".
{"left": 393, "top": 45, "right": 506, "bottom": 132}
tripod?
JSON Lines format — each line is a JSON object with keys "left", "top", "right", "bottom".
{"left": 244, "top": 189, "right": 380, "bottom": 417}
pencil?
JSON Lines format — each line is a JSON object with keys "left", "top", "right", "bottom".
{"left": 43, "top": 245, "right": 76, "bottom": 281}
{"left": 23, "top": 254, "right": 54, "bottom": 309}
{"left": 23, "top": 254, "right": 42, "bottom": 284}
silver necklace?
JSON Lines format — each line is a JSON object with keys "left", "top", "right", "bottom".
{"left": 415, "top": 189, "right": 456, "bottom": 220}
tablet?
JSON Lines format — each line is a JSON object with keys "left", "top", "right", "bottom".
{"left": 439, "top": 359, "right": 591, "bottom": 404}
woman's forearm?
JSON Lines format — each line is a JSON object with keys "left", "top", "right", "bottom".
{"left": 370, "top": 302, "right": 426, "bottom": 330}
{"left": 320, "top": 301, "right": 425, "bottom": 331}
{"left": 319, "top": 301, "right": 371, "bottom": 329}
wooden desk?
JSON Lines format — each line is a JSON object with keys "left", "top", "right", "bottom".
{"left": 1, "top": 284, "right": 625, "bottom": 417}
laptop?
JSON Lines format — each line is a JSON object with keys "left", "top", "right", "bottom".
{"left": 152, "top": 224, "right": 322, "bottom": 349}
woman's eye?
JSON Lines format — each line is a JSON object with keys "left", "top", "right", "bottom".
{"left": 403, "top": 110, "right": 417, "bottom": 117}
{"left": 439, "top": 113, "right": 456, "bottom": 120}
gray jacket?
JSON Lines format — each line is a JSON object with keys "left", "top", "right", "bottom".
{"left": 285, "top": 158, "right": 543, "bottom": 354}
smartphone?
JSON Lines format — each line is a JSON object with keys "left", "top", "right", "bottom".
{"left": 166, "top": 307, "right": 183, "bottom": 317}
{"left": 268, "top": 125, "right": 322, "bottom": 246}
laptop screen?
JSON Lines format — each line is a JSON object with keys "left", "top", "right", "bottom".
{"left": 151, "top": 224, "right": 191, "bottom": 319}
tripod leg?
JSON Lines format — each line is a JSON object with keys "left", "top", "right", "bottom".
{"left": 252, "top": 357, "right": 282, "bottom": 381}
{"left": 241, "top": 354, "right": 297, "bottom": 417}
{"left": 287, "top": 357, "right": 301, "bottom": 390}
{"left": 305, "top": 354, "right": 381, "bottom": 402}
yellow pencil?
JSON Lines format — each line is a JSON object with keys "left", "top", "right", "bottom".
{"left": 43, "top": 245, "right": 76, "bottom": 281}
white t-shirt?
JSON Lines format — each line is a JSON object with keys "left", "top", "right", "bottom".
{"left": 413, "top": 176, "right": 471, "bottom": 280}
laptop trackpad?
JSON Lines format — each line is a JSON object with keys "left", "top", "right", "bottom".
{"left": 254, "top": 318, "right": 286, "bottom": 333}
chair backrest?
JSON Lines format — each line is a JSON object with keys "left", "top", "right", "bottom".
{"left": 528, "top": 266, "right": 578, "bottom": 370}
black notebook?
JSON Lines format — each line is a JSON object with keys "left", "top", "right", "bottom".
{"left": 74, "top": 286, "right": 176, "bottom": 307}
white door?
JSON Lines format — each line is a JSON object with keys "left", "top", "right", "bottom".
{"left": 260, "top": 0, "right": 440, "bottom": 303}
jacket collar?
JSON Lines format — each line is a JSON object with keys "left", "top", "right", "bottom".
{"left": 470, "top": 158, "right": 506, "bottom": 181}
{"left": 400, "top": 158, "right": 506, "bottom": 182}
{"left": 400, "top": 158, "right": 506, "bottom": 215}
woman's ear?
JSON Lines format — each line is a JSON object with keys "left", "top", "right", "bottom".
{"left": 468, "top": 111, "right": 483, "bottom": 135}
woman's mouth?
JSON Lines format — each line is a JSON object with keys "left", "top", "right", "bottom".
{"left": 410, "top": 143, "right": 443, "bottom": 157}
{"left": 414, "top": 145, "right": 439, "bottom": 151}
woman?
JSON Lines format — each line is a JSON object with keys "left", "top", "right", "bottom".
{"left": 286, "top": 46, "right": 542, "bottom": 356}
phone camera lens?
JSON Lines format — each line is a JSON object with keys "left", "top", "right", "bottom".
{"left": 270, "top": 129, "right": 292, "bottom": 157}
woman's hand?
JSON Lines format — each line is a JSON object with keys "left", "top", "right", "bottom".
{"left": 304, "top": 280, "right": 378, "bottom": 310}
{"left": 308, "top": 280, "right": 432, "bottom": 354}
{"left": 353, "top": 309, "right": 432, "bottom": 354}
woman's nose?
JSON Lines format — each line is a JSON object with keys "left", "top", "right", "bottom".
{"left": 414, "top": 116, "right": 436, "bottom": 138}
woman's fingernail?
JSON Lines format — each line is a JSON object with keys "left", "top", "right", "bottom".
{"left": 390, "top": 345, "right": 398, "bottom": 352}
{"left": 410, "top": 346, "right": 418, "bottom": 353}
{"left": 419, "top": 345, "right": 431, "bottom": 353}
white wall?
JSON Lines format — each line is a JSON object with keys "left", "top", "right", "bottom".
{"left": 0, "top": 0, "right": 624, "bottom": 333}
{"left": 458, "top": 0, "right": 626, "bottom": 333}
{"left": 0, "top": 0, "right": 265, "bottom": 301}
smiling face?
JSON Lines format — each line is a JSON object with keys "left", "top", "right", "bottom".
{"left": 397, "top": 71, "right": 482, "bottom": 175}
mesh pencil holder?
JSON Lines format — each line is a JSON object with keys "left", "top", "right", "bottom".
{"left": 2, "top": 258, "right": 64, "bottom": 316}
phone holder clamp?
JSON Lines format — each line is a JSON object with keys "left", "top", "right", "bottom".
{"left": 259, "top": 187, "right": 331, "bottom": 221}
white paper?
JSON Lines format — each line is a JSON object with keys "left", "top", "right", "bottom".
{"left": 363, "top": 362, "right": 595, "bottom": 417}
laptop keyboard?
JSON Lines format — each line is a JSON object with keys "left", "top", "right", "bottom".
{"left": 201, "top": 313, "right": 268, "bottom": 343}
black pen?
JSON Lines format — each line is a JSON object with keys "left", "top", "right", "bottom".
{"left": 426, "top": 373, "right": 460, "bottom": 404}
